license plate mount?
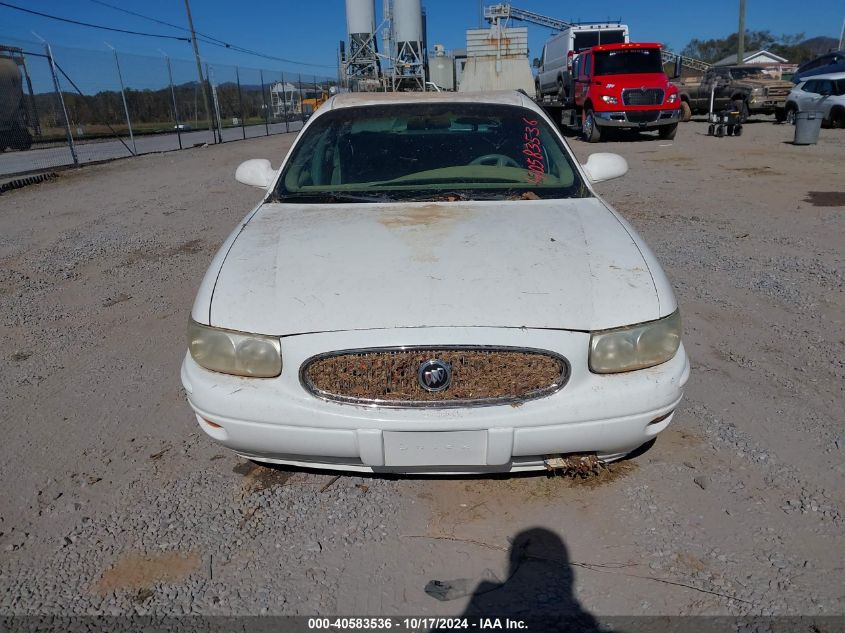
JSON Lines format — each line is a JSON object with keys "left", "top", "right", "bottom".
{"left": 383, "top": 430, "right": 487, "bottom": 467}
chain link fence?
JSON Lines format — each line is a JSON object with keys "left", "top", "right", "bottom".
{"left": 0, "top": 35, "right": 336, "bottom": 178}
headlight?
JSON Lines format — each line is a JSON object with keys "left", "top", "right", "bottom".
{"left": 589, "top": 311, "right": 681, "bottom": 374}
{"left": 667, "top": 93, "right": 679, "bottom": 103}
{"left": 600, "top": 95, "right": 618, "bottom": 104}
{"left": 188, "top": 319, "right": 282, "bottom": 377}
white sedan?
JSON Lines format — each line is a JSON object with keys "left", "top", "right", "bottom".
{"left": 181, "top": 91, "right": 689, "bottom": 473}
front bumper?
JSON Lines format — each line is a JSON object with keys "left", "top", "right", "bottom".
{"left": 594, "top": 108, "right": 680, "bottom": 128}
{"left": 181, "top": 327, "right": 690, "bottom": 473}
{"left": 748, "top": 98, "right": 786, "bottom": 113}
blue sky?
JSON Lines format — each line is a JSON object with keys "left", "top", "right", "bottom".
{"left": 2, "top": 0, "right": 842, "bottom": 76}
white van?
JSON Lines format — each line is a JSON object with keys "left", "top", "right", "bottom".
{"left": 534, "top": 23, "right": 629, "bottom": 101}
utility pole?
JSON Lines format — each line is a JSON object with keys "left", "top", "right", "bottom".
{"left": 737, "top": 0, "right": 746, "bottom": 65}
{"left": 184, "top": 0, "right": 217, "bottom": 143}
{"left": 839, "top": 17, "right": 844, "bottom": 51}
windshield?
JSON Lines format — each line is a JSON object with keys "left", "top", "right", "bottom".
{"left": 594, "top": 48, "right": 663, "bottom": 75}
{"left": 728, "top": 67, "right": 766, "bottom": 79}
{"left": 573, "top": 29, "right": 626, "bottom": 52}
{"left": 274, "top": 103, "right": 586, "bottom": 202}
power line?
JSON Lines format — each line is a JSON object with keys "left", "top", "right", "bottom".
{"left": 85, "top": 0, "right": 337, "bottom": 69}
{"left": 199, "top": 39, "right": 337, "bottom": 69}
{"left": 0, "top": 1, "right": 191, "bottom": 41}
{"left": 85, "top": 0, "right": 229, "bottom": 46}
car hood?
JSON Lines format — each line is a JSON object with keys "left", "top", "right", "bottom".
{"left": 738, "top": 78, "right": 792, "bottom": 89}
{"left": 208, "top": 199, "right": 663, "bottom": 335}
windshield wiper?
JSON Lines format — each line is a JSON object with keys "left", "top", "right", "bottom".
{"left": 269, "top": 192, "right": 397, "bottom": 204}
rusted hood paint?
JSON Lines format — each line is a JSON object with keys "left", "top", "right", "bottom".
{"left": 208, "top": 198, "right": 668, "bottom": 335}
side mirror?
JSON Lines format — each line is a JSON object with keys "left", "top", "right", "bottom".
{"left": 582, "top": 153, "right": 628, "bottom": 184}
{"left": 532, "top": 57, "right": 540, "bottom": 68}
{"left": 235, "top": 158, "right": 274, "bottom": 189}
{"left": 673, "top": 57, "right": 682, "bottom": 79}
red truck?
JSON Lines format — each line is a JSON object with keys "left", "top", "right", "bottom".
{"left": 541, "top": 42, "right": 682, "bottom": 142}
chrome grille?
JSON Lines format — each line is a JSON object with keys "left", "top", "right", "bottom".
{"left": 300, "top": 346, "right": 570, "bottom": 408}
{"left": 765, "top": 86, "right": 789, "bottom": 98}
{"left": 622, "top": 88, "right": 665, "bottom": 106}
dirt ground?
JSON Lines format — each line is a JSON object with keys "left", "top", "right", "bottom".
{"left": 0, "top": 116, "right": 843, "bottom": 623}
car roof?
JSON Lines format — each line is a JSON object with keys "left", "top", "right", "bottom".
{"left": 589, "top": 42, "right": 662, "bottom": 53}
{"left": 799, "top": 71, "right": 845, "bottom": 81}
{"left": 328, "top": 90, "right": 526, "bottom": 110}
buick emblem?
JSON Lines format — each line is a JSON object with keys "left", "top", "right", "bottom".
{"left": 418, "top": 359, "right": 452, "bottom": 392}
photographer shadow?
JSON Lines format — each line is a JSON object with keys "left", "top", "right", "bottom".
{"left": 426, "top": 527, "right": 601, "bottom": 631}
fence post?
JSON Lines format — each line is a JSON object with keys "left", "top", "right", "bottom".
{"left": 44, "top": 43, "right": 78, "bottom": 167}
{"left": 298, "top": 73, "right": 304, "bottom": 125}
{"left": 164, "top": 55, "right": 182, "bottom": 150}
{"left": 207, "top": 63, "right": 223, "bottom": 143}
{"left": 235, "top": 66, "right": 246, "bottom": 140}
{"left": 107, "top": 44, "right": 136, "bottom": 155}
{"left": 259, "top": 69, "right": 269, "bottom": 136}
{"left": 281, "top": 72, "right": 289, "bottom": 133}
{"left": 20, "top": 55, "right": 42, "bottom": 138}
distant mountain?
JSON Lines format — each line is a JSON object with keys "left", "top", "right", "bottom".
{"left": 800, "top": 36, "right": 840, "bottom": 56}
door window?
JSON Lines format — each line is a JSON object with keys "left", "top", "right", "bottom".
{"left": 573, "top": 32, "right": 599, "bottom": 52}
{"left": 815, "top": 80, "right": 833, "bottom": 95}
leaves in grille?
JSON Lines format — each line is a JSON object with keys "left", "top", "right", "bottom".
{"left": 302, "top": 348, "right": 567, "bottom": 405}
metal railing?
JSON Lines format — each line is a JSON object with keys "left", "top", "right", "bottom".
{"left": 0, "top": 35, "right": 336, "bottom": 179}
{"left": 661, "top": 50, "right": 712, "bottom": 74}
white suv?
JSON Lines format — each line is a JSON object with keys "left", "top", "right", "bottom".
{"left": 785, "top": 72, "right": 845, "bottom": 127}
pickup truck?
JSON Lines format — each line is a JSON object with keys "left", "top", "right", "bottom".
{"left": 567, "top": 42, "right": 681, "bottom": 142}
{"left": 674, "top": 65, "right": 792, "bottom": 122}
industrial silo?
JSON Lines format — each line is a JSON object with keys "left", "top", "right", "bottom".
{"left": 343, "top": 0, "right": 380, "bottom": 87}
{"left": 345, "top": 0, "right": 375, "bottom": 45}
{"left": 391, "top": 0, "right": 425, "bottom": 90}
{"left": 393, "top": 0, "right": 422, "bottom": 54}
{"left": 428, "top": 43, "right": 455, "bottom": 90}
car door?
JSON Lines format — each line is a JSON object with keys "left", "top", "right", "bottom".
{"left": 697, "top": 69, "right": 714, "bottom": 104}
{"left": 699, "top": 69, "right": 728, "bottom": 108}
{"left": 813, "top": 79, "right": 835, "bottom": 118}
{"left": 575, "top": 53, "right": 591, "bottom": 108}
{"left": 540, "top": 36, "right": 564, "bottom": 94}
{"left": 800, "top": 79, "right": 832, "bottom": 113}
{"left": 795, "top": 80, "right": 818, "bottom": 111}
{"left": 714, "top": 69, "right": 734, "bottom": 108}
{"left": 538, "top": 44, "right": 553, "bottom": 93}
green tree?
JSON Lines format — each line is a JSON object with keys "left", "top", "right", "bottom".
{"left": 681, "top": 30, "right": 815, "bottom": 64}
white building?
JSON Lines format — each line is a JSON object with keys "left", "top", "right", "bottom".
{"left": 714, "top": 50, "right": 789, "bottom": 66}
{"left": 269, "top": 81, "right": 301, "bottom": 116}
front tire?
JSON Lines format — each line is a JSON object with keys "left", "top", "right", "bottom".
{"left": 658, "top": 123, "right": 678, "bottom": 140}
{"left": 680, "top": 101, "right": 692, "bottom": 122}
{"left": 830, "top": 107, "right": 845, "bottom": 129}
{"left": 785, "top": 102, "right": 798, "bottom": 125}
{"left": 582, "top": 109, "right": 602, "bottom": 143}
{"left": 774, "top": 107, "right": 787, "bottom": 124}
{"left": 732, "top": 99, "right": 749, "bottom": 123}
